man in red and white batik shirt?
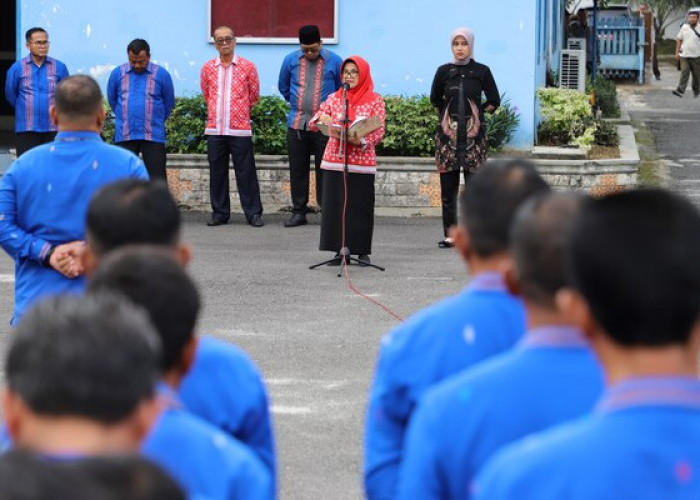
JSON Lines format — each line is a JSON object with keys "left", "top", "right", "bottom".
{"left": 200, "top": 26, "right": 264, "bottom": 227}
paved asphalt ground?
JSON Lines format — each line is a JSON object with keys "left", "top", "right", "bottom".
{"left": 1, "top": 62, "right": 697, "bottom": 499}
{"left": 0, "top": 212, "right": 467, "bottom": 499}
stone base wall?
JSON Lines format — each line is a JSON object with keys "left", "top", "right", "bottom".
{"left": 166, "top": 154, "right": 638, "bottom": 214}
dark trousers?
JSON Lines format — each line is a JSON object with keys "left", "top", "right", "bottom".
{"left": 677, "top": 57, "right": 700, "bottom": 95}
{"left": 15, "top": 132, "right": 56, "bottom": 157}
{"left": 440, "top": 168, "right": 473, "bottom": 237}
{"left": 116, "top": 140, "right": 167, "bottom": 181}
{"left": 206, "top": 135, "right": 263, "bottom": 222}
{"left": 287, "top": 128, "right": 327, "bottom": 214}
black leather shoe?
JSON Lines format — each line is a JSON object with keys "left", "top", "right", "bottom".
{"left": 358, "top": 254, "right": 371, "bottom": 265}
{"left": 284, "top": 213, "right": 307, "bottom": 227}
{"left": 206, "top": 218, "right": 228, "bottom": 227}
{"left": 248, "top": 214, "right": 264, "bottom": 227}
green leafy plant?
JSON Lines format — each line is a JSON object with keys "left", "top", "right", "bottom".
{"left": 250, "top": 96, "right": 289, "bottom": 154}
{"left": 165, "top": 95, "right": 208, "bottom": 154}
{"left": 537, "top": 87, "right": 596, "bottom": 146}
{"left": 594, "top": 120, "right": 620, "bottom": 147}
{"left": 377, "top": 95, "right": 436, "bottom": 157}
{"left": 590, "top": 76, "right": 620, "bottom": 119}
{"left": 485, "top": 96, "right": 521, "bottom": 151}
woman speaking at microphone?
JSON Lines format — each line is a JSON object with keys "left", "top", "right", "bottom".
{"left": 310, "top": 56, "right": 386, "bottom": 265}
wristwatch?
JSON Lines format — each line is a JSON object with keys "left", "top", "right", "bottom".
{"left": 42, "top": 245, "right": 55, "bottom": 268}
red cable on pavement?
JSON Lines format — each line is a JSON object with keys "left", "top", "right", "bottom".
{"left": 340, "top": 165, "right": 403, "bottom": 323}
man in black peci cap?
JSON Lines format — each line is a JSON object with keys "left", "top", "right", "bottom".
{"left": 278, "top": 25, "right": 343, "bottom": 227}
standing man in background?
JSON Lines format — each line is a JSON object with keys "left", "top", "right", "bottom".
{"left": 201, "top": 26, "right": 264, "bottom": 228}
{"left": 278, "top": 25, "right": 342, "bottom": 227}
{"left": 0, "top": 75, "right": 148, "bottom": 325}
{"left": 4, "top": 28, "right": 69, "bottom": 156}
{"left": 673, "top": 11, "right": 700, "bottom": 98}
{"left": 108, "top": 39, "right": 175, "bottom": 181}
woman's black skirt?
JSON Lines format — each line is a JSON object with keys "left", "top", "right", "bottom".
{"left": 319, "top": 169, "right": 375, "bottom": 255}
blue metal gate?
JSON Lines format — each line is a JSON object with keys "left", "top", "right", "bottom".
{"left": 596, "top": 16, "right": 645, "bottom": 83}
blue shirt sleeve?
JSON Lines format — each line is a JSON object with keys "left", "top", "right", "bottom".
{"left": 56, "top": 61, "right": 69, "bottom": 82}
{"left": 4, "top": 62, "right": 19, "bottom": 109}
{"left": 162, "top": 70, "right": 175, "bottom": 119}
{"left": 229, "top": 447, "right": 275, "bottom": 500}
{"left": 130, "top": 157, "right": 150, "bottom": 180}
{"left": 0, "top": 165, "right": 52, "bottom": 262}
{"left": 396, "top": 396, "right": 444, "bottom": 500}
{"left": 364, "top": 333, "right": 414, "bottom": 500}
{"left": 237, "top": 382, "right": 277, "bottom": 481}
{"left": 277, "top": 54, "right": 292, "bottom": 102}
{"left": 107, "top": 67, "right": 119, "bottom": 114}
{"left": 331, "top": 53, "right": 343, "bottom": 90}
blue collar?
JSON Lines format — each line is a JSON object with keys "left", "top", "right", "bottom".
{"left": 520, "top": 326, "right": 588, "bottom": 349}
{"left": 126, "top": 62, "right": 154, "bottom": 74}
{"left": 465, "top": 272, "right": 507, "bottom": 293}
{"left": 54, "top": 131, "right": 102, "bottom": 143}
{"left": 157, "top": 381, "right": 184, "bottom": 410}
{"left": 596, "top": 377, "right": 700, "bottom": 414}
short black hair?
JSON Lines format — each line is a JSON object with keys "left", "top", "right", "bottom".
{"left": 569, "top": 189, "right": 700, "bottom": 346}
{"left": 0, "top": 450, "right": 104, "bottom": 500}
{"left": 511, "top": 192, "right": 585, "bottom": 307}
{"left": 63, "top": 455, "right": 186, "bottom": 500}
{"left": 54, "top": 75, "right": 104, "bottom": 121}
{"left": 86, "top": 179, "right": 180, "bottom": 257}
{"left": 87, "top": 247, "right": 200, "bottom": 372}
{"left": 127, "top": 39, "right": 151, "bottom": 56}
{"left": 6, "top": 294, "right": 161, "bottom": 425}
{"left": 461, "top": 159, "right": 551, "bottom": 257}
{"left": 25, "top": 27, "right": 47, "bottom": 42}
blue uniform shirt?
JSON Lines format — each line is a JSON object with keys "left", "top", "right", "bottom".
{"left": 475, "top": 377, "right": 700, "bottom": 500}
{"left": 107, "top": 62, "right": 175, "bottom": 143}
{"left": 143, "top": 384, "right": 273, "bottom": 500}
{"left": 179, "top": 336, "right": 276, "bottom": 480}
{"left": 398, "top": 326, "right": 604, "bottom": 500}
{"left": 364, "top": 272, "right": 526, "bottom": 500}
{"left": 277, "top": 49, "right": 342, "bottom": 129}
{"left": 0, "top": 131, "right": 148, "bottom": 325}
{"left": 5, "top": 56, "right": 69, "bottom": 132}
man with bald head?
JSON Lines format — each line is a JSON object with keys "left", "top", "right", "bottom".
{"left": 0, "top": 74, "right": 148, "bottom": 325}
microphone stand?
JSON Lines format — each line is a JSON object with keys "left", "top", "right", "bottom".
{"left": 310, "top": 84, "right": 385, "bottom": 275}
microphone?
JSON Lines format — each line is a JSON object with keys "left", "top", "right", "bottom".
{"left": 341, "top": 82, "right": 350, "bottom": 91}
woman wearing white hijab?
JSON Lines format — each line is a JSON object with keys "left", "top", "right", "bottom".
{"left": 430, "top": 27, "right": 500, "bottom": 248}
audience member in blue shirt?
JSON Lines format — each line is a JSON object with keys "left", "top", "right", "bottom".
{"left": 0, "top": 75, "right": 148, "bottom": 326}
{"left": 474, "top": 189, "right": 700, "bottom": 500}
{"left": 80, "top": 179, "right": 276, "bottom": 479}
{"left": 4, "top": 27, "right": 70, "bottom": 156}
{"left": 364, "top": 160, "right": 550, "bottom": 499}
{"left": 107, "top": 39, "right": 175, "bottom": 181}
{"left": 2, "top": 293, "right": 162, "bottom": 459}
{"left": 398, "top": 193, "right": 604, "bottom": 500}
{"left": 277, "top": 25, "right": 342, "bottom": 226}
{"left": 87, "top": 249, "right": 273, "bottom": 499}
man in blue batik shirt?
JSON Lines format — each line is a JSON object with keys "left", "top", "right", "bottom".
{"left": 363, "top": 160, "right": 550, "bottom": 500}
{"left": 0, "top": 75, "right": 147, "bottom": 326}
{"left": 474, "top": 189, "right": 700, "bottom": 500}
{"left": 4, "top": 27, "right": 69, "bottom": 156}
{"left": 107, "top": 39, "right": 175, "bottom": 181}
{"left": 88, "top": 249, "right": 272, "bottom": 500}
{"left": 278, "top": 25, "right": 342, "bottom": 227}
{"left": 398, "top": 193, "right": 604, "bottom": 500}
{"left": 79, "top": 179, "right": 276, "bottom": 480}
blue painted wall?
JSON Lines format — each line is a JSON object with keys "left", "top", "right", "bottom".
{"left": 18, "top": 0, "right": 547, "bottom": 147}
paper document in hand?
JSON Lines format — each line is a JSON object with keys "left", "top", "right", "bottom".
{"left": 316, "top": 115, "right": 382, "bottom": 138}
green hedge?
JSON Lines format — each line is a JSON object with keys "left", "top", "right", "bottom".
{"left": 103, "top": 94, "right": 520, "bottom": 156}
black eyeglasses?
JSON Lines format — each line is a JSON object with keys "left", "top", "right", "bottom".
{"left": 32, "top": 40, "right": 50, "bottom": 46}
{"left": 215, "top": 36, "right": 234, "bottom": 46}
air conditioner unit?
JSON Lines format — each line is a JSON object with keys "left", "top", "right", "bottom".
{"left": 567, "top": 37, "right": 587, "bottom": 53}
{"left": 559, "top": 49, "right": 586, "bottom": 92}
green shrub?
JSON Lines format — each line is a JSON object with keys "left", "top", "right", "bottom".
{"left": 102, "top": 93, "right": 520, "bottom": 156}
{"left": 593, "top": 77, "right": 620, "bottom": 119}
{"left": 537, "top": 87, "right": 596, "bottom": 146}
{"left": 102, "top": 99, "right": 115, "bottom": 143}
{"left": 594, "top": 120, "right": 620, "bottom": 147}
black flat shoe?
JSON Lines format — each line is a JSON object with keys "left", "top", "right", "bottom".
{"left": 438, "top": 239, "right": 454, "bottom": 248}
{"left": 358, "top": 254, "right": 371, "bottom": 265}
{"left": 284, "top": 213, "right": 307, "bottom": 227}
{"left": 248, "top": 214, "right": 264, "bottom": 227}
{"left": 207, "top": 218, "right": 228, "bottom": 227}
